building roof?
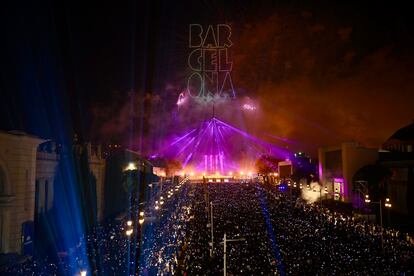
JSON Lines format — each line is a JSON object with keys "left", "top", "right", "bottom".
{"left": 386, "top": 121, "right": 414, "bottom": 142}
{"left": 0, "top": 130, "right": 45, "bottom": 144}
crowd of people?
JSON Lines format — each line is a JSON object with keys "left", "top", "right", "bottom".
{"left": 0, "top": 180, "right": 189, "bottom": 275}
{"left": 1, "top": 180, "right": 413, "bottom": 275}
{"left": 177, "top": 181, "right": 414, "bottom": 275}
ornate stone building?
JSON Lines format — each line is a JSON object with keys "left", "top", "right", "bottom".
{"left": 0, "top": 131, "right": 44, "bottom": 253}
{"left": 0, "top": 131, "right": 105, "bottom": 254}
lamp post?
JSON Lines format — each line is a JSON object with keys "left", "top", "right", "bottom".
{"left": 365, "top": 195, "right": 392, "bottom": 250}
{"left": 385, "top": 198, "right": 392, "bottom": 226}
{"left": 210, "top": 201, "right": 214, "bottom": 257}
{"left": 123, "top": 162, "right": 144, "bottom": 276}
{"left": 289, "top": 180, "right": 293, "bottom": 206}
{"left": 222, "top": 233, "right": 245, "bottom": 276}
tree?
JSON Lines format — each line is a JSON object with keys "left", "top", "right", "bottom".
{"left": 255, "top": 154, "right": 281, "bottom": 183}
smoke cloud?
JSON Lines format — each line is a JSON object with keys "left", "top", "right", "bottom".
{"left": 91, "top": 11, "right": 414, "bottom": 157}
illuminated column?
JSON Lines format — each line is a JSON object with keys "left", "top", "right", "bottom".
{"left": 204, "top": 155, "right": 208, "bottom": 173}
{"left": 209, "top": 155, "right": 213, "bottom": 174}
{"left": 220, "top": 154, "right": 224, "bottom": 174}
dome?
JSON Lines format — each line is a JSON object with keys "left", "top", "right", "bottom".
{"left": 383, "top": 121, "right": 414, "bottom": 153}
{"left": 387, "top": 122, "right": 414, "bottom": 141}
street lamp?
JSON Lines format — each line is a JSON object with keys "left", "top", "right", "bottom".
{"left": 385, "top": 198, "right": 392, "bottom": 208}
{"left": 365, "top": 195, "right": 392, "bottom": 250}
{"left": 80, "top": 270, "right": 87, "bottom": 276}
{"left": 210, "top": 201, "right": 214, "bottom": 257}
{"left": 127, "top": 220, "right": 133, "bottom": 226}
{"left": 222, "top": 233, "right": 245, "bottom": 276}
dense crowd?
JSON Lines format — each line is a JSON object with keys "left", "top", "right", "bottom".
{"left": 1, "top": 180, "right": 413, "bottom": 275}
{"left": 179, "top": 182, "right": 414, "bottom": 275}
{"left": 0, "top": 180, "right": 188, "bottom": 275}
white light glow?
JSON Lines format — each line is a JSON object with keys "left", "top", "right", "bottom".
{"left": 242, "top": 103, "right": 257, "bottom": 111}
{"left": 124, "top": 162, "right": 137, "bottom": 171}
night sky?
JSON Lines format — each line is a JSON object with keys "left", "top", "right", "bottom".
{"left": 1, "top": 0, "right": 414, "bottom": 156}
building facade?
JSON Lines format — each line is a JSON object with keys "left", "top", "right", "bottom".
{"left": 0, "top": 131, "right": 105, "bottom": 255}
{"left": 318, "top": 142, "right": 378, "bottom": 202}
{"left": 0, "top": 131, "right": 44, "bottom": 254}
{"left": 379, "top": 122, "right": 414, "bottom": 215}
